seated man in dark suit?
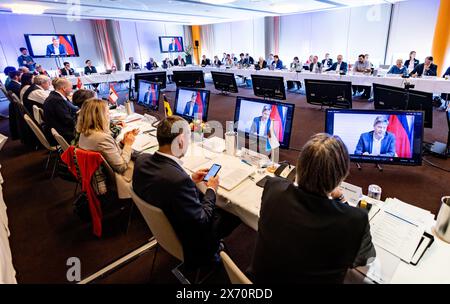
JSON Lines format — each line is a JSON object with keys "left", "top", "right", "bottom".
{"left": 322, "top": 53, "right": 333, "bottom": 68}
{"left": 43, "top": 78, "right": 78, "bottom": 144}
{"left": 410, "top": 56, "right": 437, "bottom": 77}
{"left": 145, "top": 58, "right": 158, "bottom": 70}
{"left": 200, "top": 55, "right": 211, "bottom": 67}
{"left": 245, "top": 53, "right": 254, "bottom": 65}
{"left": 250, "top": 133, "right": 376, "bottom": 284}
{"left": 354, "top": 116, "right": 396, "bottom": 157}
{"left": 5, "top": 71, "right": 22, "bottom": 98}
{"left": 125, "top": 57, "right": 140, "bottom": 71}
{"left": 174, "top": 55, "right": 186, "bottom": 67}
{"left": 326, "top": 55, "right": 348, "bottom": 74}
{"left": 133, "top": 116, "right": 241, "bottom": 268}
{"left": 183, "top": 92, "right": 199, "bottom": 117}
{"left": 46, "top": 37, "right": 67, "bottom": 57}
{"left": 212, "top": 56, "right": 222, "bottom": 67}
{"left": 84, "top": 60, "right": 98, "bottom": 75}
{"left": 60, "top": 62, "right": 75, "bottom": 76}
{"left": 309, "top": 56, "right": 322, "bottom": 73}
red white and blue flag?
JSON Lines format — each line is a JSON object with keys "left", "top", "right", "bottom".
{"left": 387, "top": 114, "right": 413, "bottom": 158}
{"left": 195, "top": 91, "right": 207, "bottom": 117}
{"left": 174, "top": 38, "right": 183, "bottom": 52}
{"left": 59, "top": 35, "right": 76, "bottom": 56}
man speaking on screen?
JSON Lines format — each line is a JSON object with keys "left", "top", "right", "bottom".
{"left": 46, "top": 37, "right": 67, "bottom": 57}
{"left": 354, "top": 116, "right": 396, "bottom": 157}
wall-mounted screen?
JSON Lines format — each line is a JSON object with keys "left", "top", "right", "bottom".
{"left": 159, "top": 36, "right": 184, "bottom": 53}
{"left": 24, "top": 34, "right": 79, "bottom": 58}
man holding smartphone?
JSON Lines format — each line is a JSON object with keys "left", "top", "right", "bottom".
{"left": 133, "top": 116, "right": 241, "bottom": 270}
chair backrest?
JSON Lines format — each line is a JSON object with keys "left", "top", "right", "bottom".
{"left": 220, "top": 251, "right": 252, "bottom": 284}
{"left": 130, "top": 189, "right": 184, "bottom": 262}
{"left": 51, "top": 128, "right": 70, "bottom": 151}
{"left": 33, "top": 105, "right": 44, "bottom": 125}
{"left": 23, "top": 114, "right": 56, "bottom": 151}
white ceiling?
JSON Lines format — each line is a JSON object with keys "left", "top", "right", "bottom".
{"left": 0, "top": 0, "right": 406, "bottom": 25}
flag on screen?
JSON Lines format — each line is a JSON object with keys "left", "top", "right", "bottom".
{"left": 195, "top": 91, "right": 204, "bottom": 116}
{"left": 59, "top": 35, "right": 75, "bottom": 56}
{"left": 387, "top": 114, "right": 412, "bottom": 158}
{"left": 174, "top": 38, "right": 182, "bottom": 51}
{"left": 270, "top": 105, "right": 286, "bottom": 142}
{"left": 108, "top": 85, "right": 118, "bottom": 104}
{"left": 163, "top": 95, "right": 173, "bottom": 117}
{"left": 76, "top": 77, "right": 83, "bottom": 89}
{"left": 150, "top": 84, "right": 157, "bottom": 106}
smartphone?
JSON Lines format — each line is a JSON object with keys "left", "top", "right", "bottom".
{"left": 203, "top": 164, "right": 222, "bottom": 182}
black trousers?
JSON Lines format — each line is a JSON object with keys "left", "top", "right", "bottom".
{"left": 211, "top": 208, "right": 242, "bottom": 242}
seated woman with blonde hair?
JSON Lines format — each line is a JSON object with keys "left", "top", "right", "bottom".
{"left": 76, "top": 98, "right": 138, "bottom": 198}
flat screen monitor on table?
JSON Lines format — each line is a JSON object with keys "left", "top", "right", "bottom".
{"left": 325, "top": 109, "right": 424, "bottom": 166}
{"left": 234, "top": 96, "right": 295, "bottom": 150}
{"left": 305, "top": 79, "right": 352, "bottom": 109}
{"left": 174, "top": 87, "right": 210, "bottom": 122}
{"left": 136, "top": 80, "right": 160, "bottom": 110}
{"left": 134, "top": 71, "right": 167, "bottom": 91}
{"left": 251, "top": 74, "right": 286, "bottom": 100}
{"left": 173, "top": 70, "right": 205, "bottom": 88}
{"left": 211, "top": 71, "right": 238, "bottom": 93}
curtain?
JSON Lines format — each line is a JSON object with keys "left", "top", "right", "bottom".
{"left": 200, "top": 24, "right": 215, "bottom": 59}
{"left": 264, "top": 16, "right": 280, "bottom": 58}
{"left": 92, "top": 20, "right": 125, "bottom": 71}
{"left": 183, "top": 25, "right": 193, "bottom": 51}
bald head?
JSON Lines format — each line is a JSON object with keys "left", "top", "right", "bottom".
{"left": 53, "top": 78, "right": 73, "bottom": 97}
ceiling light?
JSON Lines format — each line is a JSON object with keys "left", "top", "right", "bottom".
{"left": 4, "top": 3, "right": 47, "bottom": 15}
{"left": 199, "top": 0, "right": 237, "bottom": 4}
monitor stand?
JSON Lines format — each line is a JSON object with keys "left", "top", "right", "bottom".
{"left": 218, "top": 90, "right": 230, "bottom": 96}
{"left": 355, "top": 163, "right": 383, "bottom": 171}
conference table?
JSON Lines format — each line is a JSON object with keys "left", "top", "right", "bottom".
{"left": 66, "top": 65, "right": 450, "bottom": 94}
{"left": 120, "top": 112, "right": 450, "bottom": 284}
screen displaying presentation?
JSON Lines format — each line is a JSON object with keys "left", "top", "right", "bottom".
{"left": 325, "top": 109, "right": 424, "bottom": 166}
{"left": 137, "top": 80, "right": 160, "bottom": 110}
{"left": 159, "top": 36, "right": 184, "bottom": 53}
{"left": 234, "top": 96, "right": 295, "bottom": 149}
{"left": 174, "top": 87, "right": 210, "bottom": 122}
{"left": 24, "top": 34, "right": 79, "bottom": 58}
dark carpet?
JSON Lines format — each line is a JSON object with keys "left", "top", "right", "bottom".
{"left": 0, "top": 82, "right": 448, "bottom": 283}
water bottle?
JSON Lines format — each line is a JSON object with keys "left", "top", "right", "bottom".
{"left": 125, "top": 100, "right": 134, "bottom": 115}
{"left": 225, "top": 121, "right": 236, "bottom": 156}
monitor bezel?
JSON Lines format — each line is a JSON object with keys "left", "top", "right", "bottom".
{"left": 174, "top": 87, "right": 210, "bottom": 122}
{"left": 136, "top": 80, "right": 160, "bottom": 111}
{"left": 325, "top": 108, "right": 424, "bottom": 166}
{"left": 172, "top": 70, "right": 205, "bottom": 89}
{"left": 134, "top": 71, "right": 167, "bottom": 91}
{"left": 158, "top": 36, "right": 184, "bottom": 53}
{"left": 24, "top": 33, "right": 80, "bottom": 58}
{"left": 234, "top": 95, "right": 295, "bottom": 150}
{"left": 304, "top": 78, "right": 353, "bottom": 109}
{"left": 211, "top": 71, "right": 238, "bottom": 93}
{"left": 250, "top": 74, "right": 286, "bottom": 101}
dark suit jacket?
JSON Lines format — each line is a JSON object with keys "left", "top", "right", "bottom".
{"left": 84, "top": 66, "right": 97, "bottom": 75}
{"left": 213, "top": 59, "right": 222, "bottom": 67}
{"left": 326, "top": 61, "right": 348, "bottom": 74}
{"left": 6, "top": 80, "right": 21, "bottom": 98}
{"left": 354, "top": 131, "right": 396, "bottom": 156}
{"left": 162, "top": 60, "right": 173, "bottom": 69}
{"left": 404, "top": 59, "right": 419, "bottom": 69}
{"left": 125, "top": 62, "right": 140, "bottom": 71}
{"left": 22, "top": 84, "right": 41, "bottom": 113}
{"left": 183, "top": 101, "right": 198, "bottom": 116}
{"left": 143, "top": 91, "right": 157, "bottom": 106}
{"left": 410, "top": 63, "right": 437, "bottom": 77}
{"left": 201, "top": 59, "right": 211, "bottom": 66}
{"left": 309, "top": 62, "right": 323, "bottom": 72}
{"left": 46, "top": 44, "right": 67, "bottom": 57}
{"left": 250, "top": 116, "right": 271, "bottom": 136}
{"left": 443, "top": 66, "right": 450, "bottom": 78}
{"left": 174, "top": 58, "right": 186, "bottom": 66}
{"left": 43, "top": 91, "right": 78, "bottom": 144}
{"left": 145, "top": 61, "right": 158, "bottom": 70}
{"left": 132, "top": 152, "right": 218, "bottom": 267}
{"left": 255, "top": 61, "right": 267, "bottom": 70}
{"left": 60, "top": 68, "right": 75, "bottom": 76}
{"left": 322, "top": 58, "right": 333, "bottom": 67}
{"left": 250, "top": 177, "right": 375, "bottom": 284}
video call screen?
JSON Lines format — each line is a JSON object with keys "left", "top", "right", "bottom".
{"left": 325, "top": 109, "right": 424, "bottom": 165}
{"left": 159, "top": 36, "right": 184, "bottom": 53}
{"left": 174, "top": 88, "right": 210, "bottom": 121}
{"left": 234, "top": 97, "right": 295, "bottom": 149}
{"left": 24, "top": 34, "right": 79, "bottom": 58}
{"left": 137, "top": 80, "right": 160, "bottom": 110}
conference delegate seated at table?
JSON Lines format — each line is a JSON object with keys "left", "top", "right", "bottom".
{"left": 125, "top": 57, "right": 140, "bottom": 71}
{"left": 353, "top": 54, "right": 372, "bottom": 98}
{"left": 272, "top": 55, "right": 283, "bottom": 70}
{"left": 213, "top": 56, "right": 222, "bottom": 67}
{"left": 77, "top": 99, "right": 137, "bottom": 198}
{"left": 35, "top": 64, "right": 50, "bottom": 77}
{"left": 255, "top": 57, "right": 267, "bottom": 70}
{"left": 46, "top": 37, "right": 67, "bottom": 57}
{"left": 267, "top": 53, "right": 274, "bottom": 66}
{"left": 387, "top": 59, "right": 407, "bottom": 75}
{"left": 174, "top": 55, "right": 186, "bottom": 67}
{"left": 24, "top": 75, "right": 51, "bottom": 108}
{"left": 326, "top": 55, "right": 348, "bottom": 74}
{"left": 201, "top": 55, "right": 211, "bottom": 67}
{"left": 225, "top": 54, "right": 234, "bottom": 67}
{"left": 249, "top": 133, "right": 376, "bottom": 284}
{"left": 5, "top": 71, "right": 22, "bottom": 98}
{"left": 221, "top": 53, "right": 227, "bottom": 64}
{"left": 443, "top": 66, "right": 450, "bottom": 78}
{"left": 132, "top": 116, "right": 241, "bottom": 269}
{"left": 238, "top": 53, "right": 246, "bottom": 66}
{"left": 405, "top": 51, "right": 419, "bottom": 72}
{"left": 410, "top": 56, "right": 438, "bottom": 77}
{"left": 19, "top": 73, "right": 34, "bottom": 101}
{"left": 84, "top": 60, "right": 98, "bottom": 75}
{"left": 322, "top": 53, "right": 333, "bottom": 69}
{"left": 245, "top": 53, "right": 254, "bottom": 65}
{"left": 3, "top": 66, "right": 16, "bottom": 87}
{"left": 145, "top": 58, "right": 158, "bottom": 70}
{"left": 309, "top": 56, "right": 322, "bottom": 73}
{"left": 288, "top": 57, "right": 302, "bottom": 90}
{"left": 17, "top": 47, "right": 36, "bottom": 71}
{"left": 72, "top": 89, "right": 96, "bottom": 108}
{"left": 60, "top": 62, "right": 75, "bottom": 76}
{"left": 162, "top": 58, "right": 173, "bottom": 69}
{"left": 354, "top": 116, "right": 396, "bottom": 157}
{"left": 43, "top": 78, "right": 78, "bottom": 144}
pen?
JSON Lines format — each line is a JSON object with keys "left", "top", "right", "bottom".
{"left": 241, "top": 159, "right": 252, "bottom": 167}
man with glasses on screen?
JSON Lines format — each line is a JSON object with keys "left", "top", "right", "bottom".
{"left": 250, "top": 105, "right": 272, "bottom": 137}
{"left": 143, "top": 85, "right": 157, "bottom": 107}
{"left": 46, "top": 37, "right": 67, "bottom": 57}
{"left": 183, "top": 92, "right": 199, "bottom": 117}
{"left": 354, "top": 116, "right": 396, "bottom": 157}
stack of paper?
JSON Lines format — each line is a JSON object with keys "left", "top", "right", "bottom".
{"left": 132, "top": 134, "right": 158, "bottom": 152}
{"left": 202, "top": 137, "right": 225, "bottom": 153}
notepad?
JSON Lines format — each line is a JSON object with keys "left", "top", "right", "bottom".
{"left": 132, "top": 134, "right": 158, "bottom": 152}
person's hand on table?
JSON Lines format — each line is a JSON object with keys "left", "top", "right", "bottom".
{"left": 122, "top": 129, "right": 139, "bottom": 146}
{"left": 192, "top": 168, "right": 209, "bottom": 184}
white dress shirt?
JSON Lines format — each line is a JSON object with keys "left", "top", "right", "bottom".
{"left": 335, "top": 63, "right": 341, "bottom": 71}
{"left": 28, "top": 85, "right": 50, "bottom": 104}
{"left": 258, "top": 119, "right": 268, "bottom": 137}
{"left": 372, "top": 134, "right": 384, "bottom": 156}
{"left": 54, "top": 45, "right": 60, "bottom": 56}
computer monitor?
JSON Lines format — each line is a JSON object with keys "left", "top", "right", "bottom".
{"left": 304, "top": 79, "right": 352, "bottom": 109}
{"left": 134, "top": 71, "right": 167, "bottom": 91}
{"left": 251, "top": 75, "right": 286, "bottom": 100}
{"left": 373, "top": 83, "right": 433, "bottom": 128}
{"left": 136, "top": 80, "right": 160, "bottom": 110}
{"left": 234, "top": 96, "right": 295, "bottom": 150}
{"left": 172, "top": 70, "right": 205, "bottom": 88}
{"left": 325, "top": 109, "right": 424, "bottom": 166}
{"left": 174, "top": 87, "right": 210, "bottom": 122}
{"left": 211, "top": 71, "right": 238, "bottom": 93}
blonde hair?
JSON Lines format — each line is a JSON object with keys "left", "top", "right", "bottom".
{"left": 76, "top": 98, "right": 110, "bottom": 136}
